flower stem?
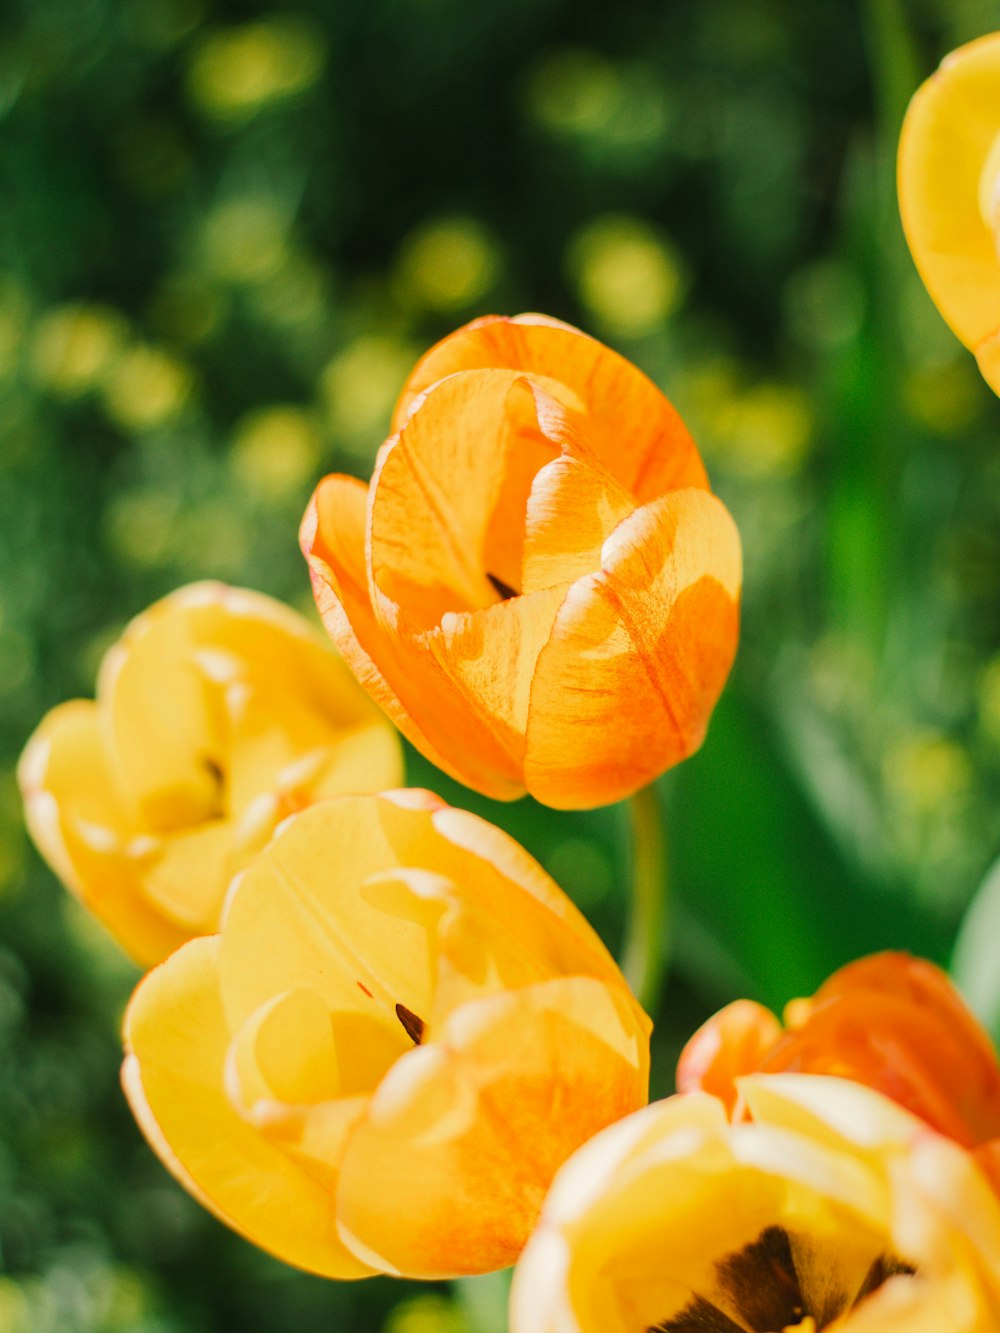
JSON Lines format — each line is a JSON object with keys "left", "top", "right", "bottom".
{"left": 621, "top": 783, "right": 669, "bottom": 1016}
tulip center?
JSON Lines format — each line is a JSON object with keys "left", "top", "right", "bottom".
{"left": 978, "top": 129, "right": 1000, "bottom": 251}
{"left": 647, "top": 1226, "right": 916, "bottom": 1332}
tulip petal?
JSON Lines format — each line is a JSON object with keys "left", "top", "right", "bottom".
{"left": 138, "top": 820, "right": 234, "bottom": 933}
{"left": 302, "top": 475, "right": 525, "bottom": 799}
{"left": 426, "top": 585, "right": 568, "bottom": 764}
{"left": 429, "top": 804, "right": 624, "bottom": 976}
{"left": 898, "top": 34, "right": 1000, "bottom": 360}
{"left": 370, "top": 370, "right": 560, "bottom": 620}
{"left": 392, "top": 314, "right": 707, "bottom": 501}
{"left": 762, "top": 954, "right": 1000, "bottom": 1149}
{"left": 677, "top": 1000, "right": 783, "bottom": 1113}
{"left": 99, "top": 603, "right": 225, "bottom": 830}
{"left": 335, "top": 976, "right": 649, "bottom": 1278}
{"left": 123, "top": 936, "right": 373, "bottom": 1280}
{"left": 524, "top": 488, "right": 741, "bottom": 808}
{"left": 18, "top": 702, "right": 187, "bottom": 965}
{"left": 520, "top": 451, "right": 635, "bottom": 594}
{"left": 219, "top": 796, "right": 437, "bottom": 1038}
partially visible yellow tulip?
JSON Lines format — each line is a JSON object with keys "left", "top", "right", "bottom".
{"left": 898, "top": 32, "right": 1000, "bottom": 393}
{"left": 302, "top": 314, "right": 741, "bottom": 809}
{"left": 19, "top": 583, "right": 402, "bottom": 965}
{"left": 122, "top": 791, "right": 650, "bottom": 1279}
{"left": 512, "top": 1073, "right": 1000, "bottom": 1332}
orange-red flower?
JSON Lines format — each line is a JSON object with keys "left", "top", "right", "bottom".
{"left": 898, "top": 31, "right": 1000, "bottom": 393}
{"left": 301, "top": 314, "right": 741, "bottom": 809}
{"left": 677, "top": 952, "right": 1000, "bottom": 1195}
{"left": 122, "top": 791, "right": 650, "bottom": 1279}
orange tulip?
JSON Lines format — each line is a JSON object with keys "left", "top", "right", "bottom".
{"left": 301, "top": 314, "right": 741, "bottom": 809}
{"left": 122, "top": 791, "right": 650, "bottom": 1279}
{"left": 512, "top": 1074, "right": 1000, "bottom": 1332}
{"left": 677, "top": 952, "right": 1000, "bottom": 1195}
{"left": 19, "top": 582, "right": 402, "bottom": 965}
{"left": 898, "top": 31, "right": 1000, "bottom": 393}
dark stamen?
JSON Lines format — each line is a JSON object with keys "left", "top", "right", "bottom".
{"left": 487, "top": 572, "right": 518, "bottom": 601}
{"left": 651, "top": 1230, "right": 917, "bottom": 1333}
{"left": 395, "top": 1002, "right": 425, "bottom": 1045}
{"left": 716, "top": 1225, "right": 804, "bottom": 1331}
{"left": 650, "top": 1296, "right": 745, "bottom": 1331}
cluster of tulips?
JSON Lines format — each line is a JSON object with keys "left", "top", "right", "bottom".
{"left": 17, "top": 29, "right": 1000, "bottom": 1333}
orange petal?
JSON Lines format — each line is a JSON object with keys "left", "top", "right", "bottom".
{"left": 392, "top": 314, "right": 707, "bottom": 502}
{"left": 18, "top": 702, "right": 187, "bottom": 966}
{"left": 122, "top": 936, "right": 372, "bottom": 1279}
{"left": 676, "top": 999, "right": 783, "bottom": 1113}
{"left": 976, "top": 1141, "right": 1000, "bottom": 1198}
{"left": 335, "top": 976, "right": 649, "bottom": 1277}
{"left": 898, "top": 34, "right": 1000, "bottom": 365}
{"left": 302, "top": 476, "right": 525, "bottom": 800}
{"left": 520, "top": 450, "right": 636, "bottom": 594}
{"left": 762, "top": 954, "right": 1000, "bottom": 1149}
{"left": 423, "top": 585, "right": 567, "bottom": 766}
{"left": 523, "top": 488, "right": 742, "bottom": 808}
{"left": 369, "top": 370, "right": 560, "bottom": 621}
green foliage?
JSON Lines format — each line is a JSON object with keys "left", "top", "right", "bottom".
{"left": 1, "top": 0, "right": 998, "bottom": 1327}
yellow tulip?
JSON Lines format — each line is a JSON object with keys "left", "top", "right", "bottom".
{"left": 122, "top": 791, "right": 650, "bottom": 1279}
{"left": 301, "top": 314, "right": 741, "bottom": 809}
{"left": 512, "top": 1073, "right": 1000, "bottom": 1332}
{"left": 898, "top": 32, "right": 1000, "bottom": 393}
{"left": 19, "top": 582, "right": 402, "bottom": 965}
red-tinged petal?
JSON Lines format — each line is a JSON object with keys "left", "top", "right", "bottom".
{"left": 523, "top": 488, "right": 742, "bottom": 809}
{"left": 762, "top": 957, "right": 1000, "bottom": 1149}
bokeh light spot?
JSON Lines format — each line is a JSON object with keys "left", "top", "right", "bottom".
{"left": 568, "top": 215, "right": 684, "bottom": 336}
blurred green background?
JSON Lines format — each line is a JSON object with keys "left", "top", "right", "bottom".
{"left": 2, "top": 0, "right": 1000, "bottom": 1328}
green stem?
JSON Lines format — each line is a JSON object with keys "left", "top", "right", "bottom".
{"left": 621, "top": 783, "right": 669, "bottom": 1015}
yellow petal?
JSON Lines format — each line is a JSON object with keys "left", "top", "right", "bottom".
{"left": 138, "top": 820, "right": 235, "bottom": 934}
{"left": 18, "top": 701, "right": 186, "bottom": 966}
{"left": 420, "top": 802, "right": 632, "bottom": 996}
{"left": 335, "top": 976, "right": 649, "bottom": 1278}
{"left": 898, "top": 34, "right": 1000, "bottom": 359}
{"left": 122, "top": 936, "right": 372, "bottom": 1279}
{"left": 226, "top": 986, "right": 343, "bottom": 1112}
{"left": 392, "top": 314, "right": 708, "bottom": 502}
{"left": 99, "top": 597, "right": 225, "bottom": 830}
{"left": 523, "top": 488, "right": 742, "bottom": 808}
{"left": 218, "top": 796, "right": 436, "bottom": 1038}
